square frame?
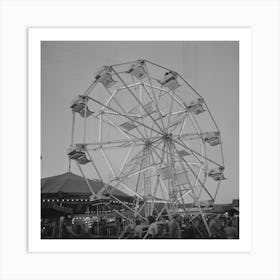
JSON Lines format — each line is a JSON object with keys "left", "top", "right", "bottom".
{"left": 28, "top": 27, "right": 252, "bottom": 253}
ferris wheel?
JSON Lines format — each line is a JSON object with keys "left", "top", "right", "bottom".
{"left": 67, "top": 59, "right": 225, "bottom": 234}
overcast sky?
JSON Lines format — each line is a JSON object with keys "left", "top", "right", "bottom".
{"left": 41, "top": 41, "right": 239, "bottom": 204}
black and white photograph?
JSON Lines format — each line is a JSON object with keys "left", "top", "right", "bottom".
{"left": 1, "top": 0, "right": 280, "bottom": 279}
{"left": 41, "top": 41, "right": 239, "bottom": 240}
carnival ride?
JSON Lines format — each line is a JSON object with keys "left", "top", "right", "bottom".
{"left": 67, "top": 59, "right": 225, "bottom": 236}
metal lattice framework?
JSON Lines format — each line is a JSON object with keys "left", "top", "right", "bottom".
{"left": 67, "top": 59, "right": 225, "bottom": 236}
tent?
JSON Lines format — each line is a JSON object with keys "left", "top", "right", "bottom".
{"left": 41, "top": 172, "right": 132, "bottom": 201}
{"left": 41, "top": 172, "right": 135, "bottom": 217}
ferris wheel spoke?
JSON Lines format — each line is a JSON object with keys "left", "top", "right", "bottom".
{"left": 177, "top": 189, "right": 193, "bottom": 203}
{"left": 168, "top": 112, "right": 188, "bottom": 134}
{"left": 84, "top": 138, "right": 142, "bottom": 147}
{"left": 175, "top": 138, "right": 222, "bottom": 168}
{"left": 102, "top": 110, "right": 162, "bottom": 139}
{"left": 103, "top": 113, "right": 143, "bottom": 139}
{"left": 88, "top": 95, "right": 161, "bottom": 138}
{"left": 144, "top": 81, "right": 169, "bottom": 94}
{"left": 149, "top": 143, "right": 168, "bottom": 202}
{"left": 171, "top": 150, "right": 200, "bottom": 204}
{"left": 102, "top": 88, "right": 119, "bottom": 109}
{"left": 148, "top": 142, "right": 167, "bottom": 165}
{"left": 176, "top": 137, "right": 205, "bottom": 164}
{"left": 172, "top": 141, "right": 214, "bottom": 201}
{"left": 100, "top": 114, "right": 147, "bottom": 180}
{"left": 178, "top": 114, "right": 187, "bottom": 137}
{"left": 102, "top": 112, "right": 145, "bottom": 142}
{"left": 174, "top": 132, "right": 203, "bottom": 139}
{"left": 213, "top": 180, "right": 222, "bottom": 202}
{"left": 156, "top": 144, "right": 170, "bottom": 198}
{"left": 117, "top": 140, "right": 162, "bottom": 183}
{"left": 93, "top": 113, "right": 137, "bottom": 141}
{"left": 102, "top": 114, "right": 143, "bottom": 142}
{"left": 175, "top": 182, "right": 192, "bottom": 213}
{"left": 139, "top": 84, "right": 149, "bottom": 138}
{"left": 166, "top": 90, "right": 175, "bottom": 132}
{"left": 152, "top": 142, "right": 173, "bottom": 199}
{"left": 142, "top": 84, "right": 165, "bottom": 131}
{"left": 197, "top": 185, "right": 204, "bottom": 202}
{"left": 174, "top": 131, "right": 222, "bottom": 143}
{"left": 130, "top": 89, "right": 165, "bottom": 135}
{"left": 193, "top": 165, "right": 204, "bottom": 188}
{"left": 111, "top": 67, "right": 165, "bottom": 135}
{"left": 90, "top": 143, "right": 143, "bottom": 151}
{"left": 108, "top": 165, "right": 140, "bottom": 196}
{"left": 106, "top": 96, "right": 148, "bottom": 139}
{"left": 146, "top": 120, "right": 154, "bottom": 139}
{"left": 103, "top": 109, "right": 173, "bottom": 130}
{"left": 165, "top": 89, "right": 186, "bottom": 110}
{"left": 167, "top": 141, "right": 177, "bottom": 205}
{"left": 145, "top": 82, "right": 177, "bottom": 108}
{"left": 173, "top": 138, "right": 203, "bottom": 164}
{"left": 101, "top": 87, "right": 146, "bottom": 138}
{"left": 149, "top": 150, "right": 162, "bottom": 198}
{"left": 135, "top": 151, "right": 145, "bottom": 194}
{"left": 85, "top": 150, "right": 104, "bottom": 182}
{"left": 150, "top": 143, "right": 202, "bottom": 168}
{"left": 146, "top": 141, "right": 170, "bottom": 199}
{"left": 168, "top": 142, "right": 192, "bottom": 207}
{"left": 117, "top": 146, "right": 148, "bottom": 182}
{"left": 118, "top": 143, "right": 136, "bottom": 177}
{"left": 75, "top": 161, "right": 97, "bottom": 197}
{"left": 115, "top": 181, "right": 143, "bottom": 199}
{"left": 158, "top": 177, "right": 169, "bottom": 200}
{"left": 100, "top": 147, "right": 118, "bottom": 178}
{"left": 187, "top": 112, "right": 206, "bottom": 161}
{"left": 119, "top": 164, "right": 155, "bottom": 181}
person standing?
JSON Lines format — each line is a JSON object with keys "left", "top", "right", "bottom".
{"left": 147, "top": 216, "right": 158, "bottom": 239}
{"left": 134, "top": 220, "right": 143, "bottom": 238}
{"left": 224, "top": 219, "right": 238, "bottom": 239}
{"left": 168, "top": 213, "right": 181, "bottom": 239}
{"left": 209, "top": 215, "right": 224, "bottom": 238}
{"left": 182, "top": 219, "right": 195, "bottom": 239}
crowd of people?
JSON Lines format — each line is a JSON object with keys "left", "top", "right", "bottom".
{"left": 41, "top": 212, "right": 239, "bottom": 239}
{"left": 41, "top": 216, "right": 125, "bottom": 238}
{"left": 121, "top": 213, "right": 239, "bottom": 239}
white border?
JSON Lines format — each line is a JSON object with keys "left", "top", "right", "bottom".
{"left": 28, "top": 27, "right": 252, "bottom": 253}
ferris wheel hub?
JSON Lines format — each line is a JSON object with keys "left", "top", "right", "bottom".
{"left": 144, "top": 140, "right": 152, "bottom": 147}
{"left": 162, "top": 133, "right": 173, "bottom": 141}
